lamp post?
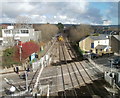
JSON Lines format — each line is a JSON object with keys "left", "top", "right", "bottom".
{"left": 110, "top": 59, "right": 113, "bottom": 72}
{"left": 109, "top": 31, "right": 113, "bottom": 47}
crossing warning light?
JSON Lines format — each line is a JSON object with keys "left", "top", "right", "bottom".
{"left": 19, "top": 41, "right": 22, "bottom": 47}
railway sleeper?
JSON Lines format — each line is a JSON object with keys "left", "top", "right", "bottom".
{"left": 87, "top": 83, "right": 104, "bottom": 97}
{"left": 75, "top": 87, "right": 92, "bottom": 97}
{"left": 93, "top": 80, "right": 112, "bottom": 97}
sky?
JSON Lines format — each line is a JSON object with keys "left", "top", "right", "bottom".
{"left": 0, "top": 0, "right": 119, "bottom": 25}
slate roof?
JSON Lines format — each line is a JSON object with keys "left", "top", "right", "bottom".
{"left": 89, "top": 34, "right": 109, "bottom": 40}
{"left": 95, "top": 45, "right": 111, "bottom": 49}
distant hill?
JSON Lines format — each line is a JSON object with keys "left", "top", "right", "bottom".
{"left": 0, "top": 23, "right": 119, "bottom": 28}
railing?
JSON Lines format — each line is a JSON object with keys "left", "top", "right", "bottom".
{"left": 32, "top": 38, "right": 56, "bottom": 96}
{"left": 36, "top": 85, "right": 49, "bottom": 97}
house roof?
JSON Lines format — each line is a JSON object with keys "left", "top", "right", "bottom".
{"left": 79, "top": 34, "right": 109, "bottom": 43}
{"left": 95, "top": 45, "right": 111, "bottom": 50}
{"left": 113, "top": 35, "right": 120, "bottom": 41}
{"left": 89, "top": 34, "right": 109, "bottom": 40}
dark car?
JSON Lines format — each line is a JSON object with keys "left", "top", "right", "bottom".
{"left": 113, "top": 57, "right": 120, "bottom": 68}
{"left": 91, "top": 53, "right": 99, "bottom": 59}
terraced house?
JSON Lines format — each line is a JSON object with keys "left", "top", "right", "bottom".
{"left": 79, "top": 34, "right": 111, "bottom": 55}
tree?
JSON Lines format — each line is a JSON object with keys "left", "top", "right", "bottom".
{"left": 37, "top": 24, "right": 59, "bottom": 42}
{"left": 15, "top": 16, "right": 32, "bottom": 29}
{"left": 57, "top": 23, "right": 64, "bottom": 32}
{"left": 68, "top": 24, "right": 93, "bottom": 42}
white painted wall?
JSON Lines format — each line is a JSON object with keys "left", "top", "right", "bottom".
{"left": 94, "top": 39, "right": 109, "bottom": 47}
{"left": 94, "top": 40, "right": 99, "bottom": 48}
{"left": 99, "top": 39, "right": 109, "bottom": 45}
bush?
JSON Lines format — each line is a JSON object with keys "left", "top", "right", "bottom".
{"left": 93, "top": 33, "right": 99, "bottom": 36}
{"left": 71, "top": 43, "right": 83, "bottom": 60}
{"left": 2, "top": 47, "right": 21, "bottom": 68}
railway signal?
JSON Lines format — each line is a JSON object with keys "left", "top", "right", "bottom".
{"left": 19, "top": 41, "right": 22, "bottom": 61}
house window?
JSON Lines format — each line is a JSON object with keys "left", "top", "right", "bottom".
{"left": 4, "top": 30, "right": 11, "bottom": 34}
{"left": 21, "top": 30, "right": 29, "bottom": 34}
{"left": 96, "top": 49, "right": 98, "bottom": 53}
{"left": 91, "top": 43, "right": 94, "bottom": 48}
{"left": 106, "top": 49, "right": 108, "bottom": 52}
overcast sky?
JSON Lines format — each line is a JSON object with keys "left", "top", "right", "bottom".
{"left": 0, "top": 0, "right": 119, "bottom": 25}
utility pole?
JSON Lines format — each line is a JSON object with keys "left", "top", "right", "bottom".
{"left": 25, "top": 71, "right": 28, "bottom": 91}
{"left": 110, "top": 59, "right": 113, "bottom": 72}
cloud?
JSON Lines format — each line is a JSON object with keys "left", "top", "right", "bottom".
{"left": 107, "top": 2, "right": 118, "bottom": 19}
{"left": 1, "top": 1, "right": 118, "bottom": 25}
{"left": 103, "top": 20, "right": 112, "bottom": 25}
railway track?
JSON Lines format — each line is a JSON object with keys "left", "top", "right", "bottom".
{"left": 58, "top": 42, "right": 67, "bottom": 97}
{"left": 65, "top": 38, "right": 113, "bottom": 98}
{"left": 61, "top": 42, "right": 78, "bottom": 96}
{"left": 64, "top": 41, "right": 95, "bottom": 97}
{"left": 58, "top": 41, "right": 94, "bottom": 97}
{"left": 84, "top": 60, "right": 115, "bottom": 97}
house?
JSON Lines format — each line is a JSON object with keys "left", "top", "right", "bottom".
{"left": 79, "top": 34, "right": 111, "bottom": 55}
{"left": 111, "top": 32, "right": 120, "bottom": 55}
{"left": 1, "top": 25, "right": 41, "bottom": 47}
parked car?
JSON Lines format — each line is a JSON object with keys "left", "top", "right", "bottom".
{"left": 91, "top": 53, "right": 99, "bottom": 59}
{"left": 113, "top": 57, "right": 120, "bottom": 68}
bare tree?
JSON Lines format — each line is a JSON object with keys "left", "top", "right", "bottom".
{"left": 4, "top": 16, "right": 32, "bottom": 47}
{"left": 69, "top": 24, "right": 93, "bottom": 42}
{"left": 36, "top": 24, "right": 59, "bottom": 42}
{"left": 15, "top": 16, "right": 32, "bottom": 29}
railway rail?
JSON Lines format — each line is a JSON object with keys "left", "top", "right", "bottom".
{"left": 3, "top": 35, "right": 119, "bottom": 97}
{"left": 64, "top": 37, "right": 113, "bottom": 97}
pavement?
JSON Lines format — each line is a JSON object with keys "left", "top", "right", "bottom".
{"left": 93, "top": 55, "right": 120, "bottom": 69}
{"left": 0, "top": 40, "right": 56, "bottom": 96}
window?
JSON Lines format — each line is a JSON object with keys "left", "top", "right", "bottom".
{"left": 106, "top": 49, "right": 108, "bottom": 52}
{"left": 4, "top": 30, "right": 11, "bottom": 34}
{"left": 91, "top": 43, "right": 94, "bottom": 48}
{"left": 21, "top": 30, "right": 29, "bottom": 34}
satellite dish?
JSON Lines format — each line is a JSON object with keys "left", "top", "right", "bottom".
{"left": 10, "top": 86, "right": 16, "bottom": 92}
